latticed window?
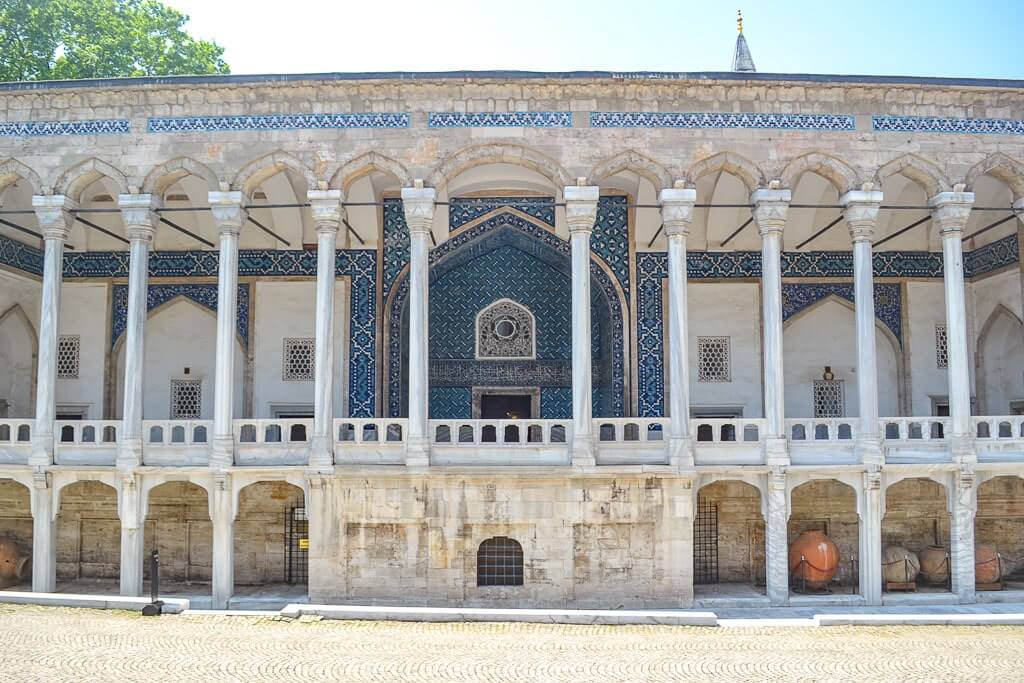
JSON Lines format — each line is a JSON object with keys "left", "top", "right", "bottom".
{"left": 697, "top": 336, "right": 731, "bottom": 382}
{"left": 935, "top": 324, "right": 948, "bottom": 368}
{"left": 57, "top": 335, "right": 80, "bottom": 379}
{"left": 813, "top": 380, "right": 845, "bottom": 418}
{"left": 283, "top": 338, "right": 315, "bottom": 381}
{"left": 476, "top": 299, "right": 535, "bottom": 359}
{"left": 170, "top": 379, "right": 202, "bottom": 419}
{"left": 476, "top": 536, "right": 524, "bottom": 586}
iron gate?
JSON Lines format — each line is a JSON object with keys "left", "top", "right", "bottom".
{"left": 285, "top": 506, "right": 308, "bottom": 584}
{"left": 693, "top": 498, "right": 719, "bottom": 585}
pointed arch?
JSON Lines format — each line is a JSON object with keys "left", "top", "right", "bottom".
{"left": 975, "top": 303, "right": 1024, "bottom": 415}
{"left": 588, "top": 150, "right": 673, "bottom": 190}
{"left": 0, "top": 158, "right": 43, "bottom": 195}
{"left": 686, "top": 152, "right": 765, "bottom": 193}
{"left": 874, "top": 153, "right": 951, "bottom": 197}
{"left": 426, "top": 144, "right": 573, "bottom": 192}
{"left": 231, "top": 150, "right": 319, "bottom": 196}
{"left": 965, "top": 153, "right": 1024, "bottom": 200}
{"left": 780, "top": 152, "right": 860, "bottom": 195}
{"left": 143, "top": 157, "right": 219, "bottom": 196}
{"left": 0, "top": 303, "right": 38, "bottom": 416}
{"left": 329, "top": 151, "right": 412, "bottom": 192}
{"left": 53, "top": 157, "right": 130, "bottom": 200}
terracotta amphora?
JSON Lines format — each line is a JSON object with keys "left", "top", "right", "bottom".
{"left": 788, "top": 530, "right": 840, "bottom": 588}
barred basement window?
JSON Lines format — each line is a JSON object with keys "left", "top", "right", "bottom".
{"left": 283, "top": 338, "right": 315, "bottom": 381}
{"left": 813, "top": 380, "right": 845, "bottom": 418}
{"left": 697, "top": 336, "right": 731, "bottom": 382}
{"left": 935, "top": 324, "right": 948, "bottom": 368}
{"left": 57, "top": 335, "right": 80, "bottom": 379}
{"left": 477, "top": 536, "right": 524, "bottom": 587}
{"left": 170, "top": 379, "right": 202, "bottom": 419}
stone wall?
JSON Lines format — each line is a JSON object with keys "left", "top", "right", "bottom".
{"left": 0, "top": 480, "right": 32, "bottom": 555}
{"left": 977, "top": 476, "right": 1024, "bottom": 579}
{"left": 788, "top": 479, "right": 859, "bottom": 586}
{"left": 144, "top": 481, "right": 211, "bottom": 583}
{"left": 235, "top": 481, "right": 305, "bottom": 586}
{"left": 697, "top": 480, "right": 765, "bottom": 584}
{"left": 56, "top": 480, "right": 120, "bottom": 581}
{"left": 882, "top": 478, "right": 950, "bottom": 554}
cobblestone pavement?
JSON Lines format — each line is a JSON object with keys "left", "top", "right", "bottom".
{"left": 2, "top": 604, "right": 1024, "bottom": 682}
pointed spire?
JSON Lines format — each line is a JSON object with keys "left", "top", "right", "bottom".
{"left": 732, "top": 10, "right": 756, "bottom": 72}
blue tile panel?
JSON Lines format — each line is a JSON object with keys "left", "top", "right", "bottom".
{"left": 448, "top": 197, "right": 555, "bottom": 231}
{"left": 147, "top": 113, "right": 409, "bottom": 133}
{"left": 428, "top": 112, "right": 572, "bottom": 128}
{"left": 782, "top": 282, "right": 902, "bottom": 343}
{"left": 591, "top": 112, "right": 855, "bottom": 131}
{"left": 429, "top": 388, "right": 472, "bottom": 419}
{"left": 592, "top": 196, "right": 631, "bottom": 300}
{"left": 0, "top": 119, "right": 130, "bottom": 136}
{"left": 965, "top": 234, "right": 1019, "bottom": 277}
{"left": 0, "top": 233, "right": 43, "bottom": 276}
{"left": 111, "top": 282, "right": 250, "bottom": 348}
{"left": 540, "top": 388, "right": 572, "bottom": 419}
{"left": 382, "top": 198, "right": 410, "bottom": 297}
{"left": 873, "top": 115, "right": 1024, "bottom": 135}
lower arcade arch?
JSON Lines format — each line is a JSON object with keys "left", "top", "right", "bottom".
{"left": 693, "top": 480, "right": 766, "bottom": 596}
{"left": 144, "top": 481, "right": 212, "bottom": 588}
{"left": 0, "top": 479, "right": 32, "bottom": 589}
{"left": 788, "top": 479, "right": 859, "bottom": 592}
{"left": 881, "top": 477, "right": 952, "bottom": 592}
{"left": 234, "top": 481, "right": 307, "bottom": 591}
{"left": 56, "top": 481, "right": 120, "bottom": 588}
{"left": 976, "top": 476, "right": 1024, "bottom": 589}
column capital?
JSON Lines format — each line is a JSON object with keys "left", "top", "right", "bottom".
{"left": 840, "top": 189, "right": 883, "bottom": 243}
{"left": 659, "top": 186, "right": 697, "bottom": 237}
{"left": 31, "top": 194, "right": 77, "bottom": 241}
{"left": 401, "top": 183, "right": 436, "bottom": 236}
{"left": 118, "top": 193, "right": 161, "bottom": 242}
{"left": 750, "top": 188, "right": 791, "bottom": 237}
{"left": 307, "top": 189, "right": 344, "bottom": 234}
{"left": 208, "top": 191, "right": 247, "bottom": 236}
{"left": 564, "top": 184, "right": 600, "bottom": 234}
{"left": 1012, "top": 196, "right": 1024, "bottom": 216}
{"left": 929, "top": 191, "right": 975, "bottom": 237}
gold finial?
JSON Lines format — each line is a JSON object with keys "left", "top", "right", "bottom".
{"left": 737, "top": 10, "right": 743, "bottom": 34}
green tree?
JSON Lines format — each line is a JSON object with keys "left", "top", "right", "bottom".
{"left": 0, "top": 0, "right": 228, "bottom": 82}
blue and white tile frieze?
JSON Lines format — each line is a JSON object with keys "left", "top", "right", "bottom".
{"left": 148, "top": 112, "right": 408, "bottom": 133}
{"left": 873, "top": 115, "right": 1024, "bottom": 135}
{"left": 0, "top": 119, "right": 129, "bottom": 137}
{"left": 448, "top": 196, "right": 555, "bottom": 231}
{"left": 111, "top": 282, "right": 250, "bottom": 348}
{"left": 965, "top": 234, "right": 1018, "bottom": 277}
{"left": 0, "top": 233, "right": 43, "bottom": 276}
{"left": 592, "top": 112, "right": 855, "bottom": 131}
{"left": 429, "top": 112, "right": 572, "bottom": 128}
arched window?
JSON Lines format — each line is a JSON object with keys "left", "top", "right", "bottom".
{"left": 475, "top": 299, "right": 535, "bottom": 360}
{"left": 477, "top": 536, "right": 524, "bottom": 587}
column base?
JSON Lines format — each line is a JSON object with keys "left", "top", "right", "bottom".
{"left": 210, "top": 436, "right": 235, "bottom": 470}
{"left": 668, "top": 436, "right": 694, "bottom": 472}
{"left": 763, "top": 437, "right": 789, "bottom": 467}
{"left": 571, "top": 436, "right": 595, "bottom": 469}
{"left": 116, "top": 438, "right": 144, "bottom": 471}
{"left": 308, "top": 434, "right": 334, "bottom": 470}
{"left": 405, "top": 436, "right": 431, "bottom": 469}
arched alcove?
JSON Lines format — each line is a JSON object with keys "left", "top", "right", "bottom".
{"left": 976, "top": 476, "right": 1024, "bottom": 588}
{"left": 234, "top": 481, "right": 306, "bottom": 589}
{"left": 789, "top": 479, "right": 859, "bottom": 590}
{"left": 0, "top": 305, "right": 37, "bottom": 418}
{"left": 882, "top": 477, "right": 951, "bottom": 593}
{"left": 144, "top": 481, "right": 211, "bottom": 587}
{"left": 694, "top": 480, "right": 766, "bottom": 596}
{"left": 56, "top": 480, "right": 120, "bottom": 588}
{"left": 0, "top": 479, "right": 32, "bottom": 589}
{"left": 976, "top": 305, "right": 1024, "bottom": 416}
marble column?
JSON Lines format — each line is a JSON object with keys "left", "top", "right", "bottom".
{"left": 659, "top": 185, "right": 697, "bottom": 471}
{"left": 930, "top": 191, "right": 975, "bottom": 460}
{"left": 565, "top": 184, "right": 600, "bottom": 468}
{"left": 117, "top": 194, "right": 160, "bottom": 471}
{"left": 751, "top": 188, "right": 791, "bottom": 466}
{"left": 841, "top": 189, "right": 884, "bottom": 465}
{"left": 30, "top": 195, "right": 76, "bottom": 468}
{"left": 208, "top": 192, "right": 247, "bottom": 470}
{"left": 211, "top": 474, "right": 234, "bottom": 609}
{"left": 305, "top": 475, "right": 336, "bottom": 602}
{"left": 308, "top": 190, "right": 343, "bottom": 470}
{"left": 1014, "top": 198, "right": 1024, "bottom": 330}
{"left": 31, "top": 471, "right": 55, "bottom": 592}
{"left": 951, "top": 467, "right": 977, "bottom": 603}
{"left": 401, "top": 183, "right": 436, "bottom": 468}
{"left": 118, "top": 475, "right": 144, "bottom": 596}
{"left": 765, "top": 469, "right": 789, "bottom": 606}
{"left": 859, "top": 471, "right": 883, "bottom": 605}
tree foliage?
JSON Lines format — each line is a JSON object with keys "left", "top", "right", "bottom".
{"left": 0, "top": 0, "right": 229, "bottom": 81}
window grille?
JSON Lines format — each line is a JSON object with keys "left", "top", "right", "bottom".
{"left": 57, "top": 335, "right": 80, "bottom": 379}
{"left": 693, "top": 498, "right": 719, "bottom": 584}
{"left": 476, "top": 536, "right": 524, "bottom": 586}
{"left": 283, "top": 338, "right": 315, "bottom": 381}
{"left": 935, "top": 324, "right": 948, "bottom": 368}
{"left": 813, "top": 379, "right": 845, "bottom": 418}
{"left": 170, "top": 379, "right": 202, "bottom": 419}
{"left": 476, "top": 299, "right": 535, "bottom": 359}
{"left": 697, "top": 336, "right": 731, "bottom": 382}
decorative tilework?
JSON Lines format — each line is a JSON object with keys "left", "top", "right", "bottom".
{"left": 449, "top": 197, "right": 555, "bottom": 230}
{"left": 382, "top": 198, "right": 409, "bottom": 296}
{"left": 965, "top": 234, "right": 1019, "bottom": 277}
{"left": 147, "top": 113, "right": 408, "bottom": 133}
{"left": 429, "top": 387, "right": 472, "bottom": 419}
{"left": 429, "top": 112, "right": 572, "bottom": 128}
{"left": 591, "top": 112, "right": 855, "bottom": 131}
{"left": 0, "top": 233, "right": 43, "bottom": 276}
{"left": 636, "top": 252, "right": 667, "bottom": 417}
{"left": 592, "top": 196, "right": 630, "bottom": 300}
{"left": 540, "top": 387, "right": 572, "bottom": 419}
{"left": 336, "top": 249, "right": 378, "bottom": 418}
{"left": 0, "top": 119, "right": 129, "bottom": 136}
{"left": 873, "top": 115, "right": 1024, "bottom": 135}
{"left": 781, "top": 282, "right": 903, "bottom": 344}
{"left": 111, "top": 282, "right": 250, "bottom": 348}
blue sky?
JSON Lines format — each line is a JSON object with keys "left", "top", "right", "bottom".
{"left": 165, "top": 0, "right": 1024, "bottom": 79}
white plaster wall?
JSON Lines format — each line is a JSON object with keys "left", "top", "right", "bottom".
{"left": 0, "top": 270, "right": 40, "bottom": 417}
{"left": 252, "top": 280, "right": 347, "bottom": 418}
{"left": 685, "top": 282, "right": 763, "bottom": 417}
{"left": 906, "top": 281, "right": 952, "bottom": 416}
{"left": 970, "top": 269, "right": 1024, "bottom": 414}
{"left": 971, "top": 268, "right": 1023, "bottom": 342}
{"left": 116, "top": 298, "right": 243, "bottom": 420}
{"left": 55, "top": 283, "right": 108, "bottom": 417}
{"left": 782, "top": 298, "right": 900, "bottom": 419}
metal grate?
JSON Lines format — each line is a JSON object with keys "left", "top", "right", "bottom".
{"left": 935, "top": 324, "right": 948, "bottom": 368}
{"left": 285, "top": 506, "right": 308, "bottom": 584}
{"left": 476, "top": 536, "right": 524, "bottom": 586}
{"left": 694, "top": 498, "right": 719, "bottom": 585}
{"left": 697, "top": 336, "right": 731, "bottom": 382}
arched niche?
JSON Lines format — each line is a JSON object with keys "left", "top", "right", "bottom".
{"left": 234, "top": 481, "right": 306, "bottom": 588}
{"left": 0, "top": 304, "right": 37, "bottom": 417}
{"left": 694, "top": 479, "right": 766, "bottom": 590}
{"left": 144, "top": 481, "right": 211, "bottom": 585}
{"left": 976, "top": 305, "right": 1024, "bottom": 415}
{"left": 56, "top": 480, "right": 120, "bottom": 586}
{"left": 788, "top": 478, "right": 860, "bottom": 588}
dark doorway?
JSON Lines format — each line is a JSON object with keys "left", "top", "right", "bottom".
{"left": 481, "top": 394, "right": 532, "bottom": 419}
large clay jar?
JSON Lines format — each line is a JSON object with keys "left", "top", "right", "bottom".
{"left": 0, "top": 537, "right": 30, "bottom": 588}
{"left": 882, "top": 545, "right": 921, "bottom": 584}
{"left": 918, "top": 546, "right": 950, "bottom": 586}
{"left": 789, "top": 530, "right": 840, "bottom": 588}
{"left": 975, "top": 543, "right": 1002, "bottom": 585}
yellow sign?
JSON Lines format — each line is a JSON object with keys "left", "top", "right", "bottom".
{"left": 298, "top": 538, "right": 309, "bottom": 550}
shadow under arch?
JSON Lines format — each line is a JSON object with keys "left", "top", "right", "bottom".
{"left": 383, "top": 208, "right": 628, "bottom": 419}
